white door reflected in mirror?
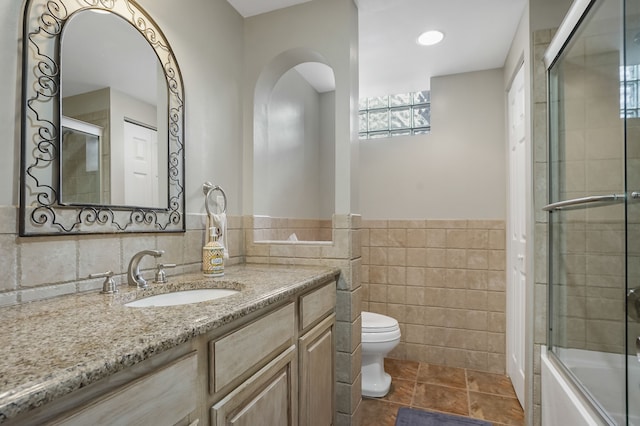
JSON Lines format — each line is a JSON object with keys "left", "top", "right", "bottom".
{"left": 122, "top": 121, "right": 164, "bottom": 208}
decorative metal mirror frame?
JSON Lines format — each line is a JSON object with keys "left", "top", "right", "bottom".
{"left": 20, "top": 0, "right": 185, "bottom": 236}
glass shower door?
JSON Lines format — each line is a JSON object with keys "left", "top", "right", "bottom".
{"left": 626, "top": 1, "right": 640, "bottom": 424}
{"left": 548, "top": 0, "right": 629, "bottom": 423}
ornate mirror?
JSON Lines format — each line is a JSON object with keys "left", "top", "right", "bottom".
{"left": 20, "top": 0, "right": 184, "bottom": 235}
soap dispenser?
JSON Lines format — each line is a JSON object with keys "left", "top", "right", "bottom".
{"left": 203, "top": 227, "right": 224, "bottom": 277}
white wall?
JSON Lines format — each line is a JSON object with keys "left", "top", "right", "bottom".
{"left": 531, "top": 0, "right": 573, "bottom": 32}
{"left": 0, "top": 0, "right": 25, "bottom": 206}
{"left": 255, "top": 68, "right": 333, "bottom": 219}
{"left": 320, "top": 91, "right": 336, "bottom": 218}
{"left": 139, "top": 0, "right": 244, "bottom": 215}
{"left": 242, "top": 0, "right": 358, "bottom": 216}
{"left": 359, "top": 68, "right": 506, "bottom": 220}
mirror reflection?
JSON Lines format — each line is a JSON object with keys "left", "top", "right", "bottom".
{"left": 60, "top": 10, "right": 168, "bottom": 208}
{"left": 60, "top": 116, "right": 102, "bottom": 204}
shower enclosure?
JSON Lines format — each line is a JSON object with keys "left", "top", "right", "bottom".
{"left": 545, "top": 0, "right": 640, "bottom": 424}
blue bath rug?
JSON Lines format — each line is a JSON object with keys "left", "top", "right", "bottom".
{"left": 395, "top": 407, "right": 491, "bottom": 426}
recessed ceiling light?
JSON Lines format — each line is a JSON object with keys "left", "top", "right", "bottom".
{"left": 417, "top": 30, "right": 444, "bottom": 46}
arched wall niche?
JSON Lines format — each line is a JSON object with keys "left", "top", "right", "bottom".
{"left": 253, "top": 48, "right": 336, "bottom": 242}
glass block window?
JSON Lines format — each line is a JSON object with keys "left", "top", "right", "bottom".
{"left": 359, "top": 90, "right": 431, "bottom": 139}
{"left": 622, "top": 65, "right": 640, "bottom": 117}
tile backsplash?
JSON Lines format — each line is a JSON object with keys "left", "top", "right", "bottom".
{"left": 0, "top": 206, "right": 244, "bottom": 306}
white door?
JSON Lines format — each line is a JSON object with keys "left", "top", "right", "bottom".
{"left": 124, "top": 121, "right": 159, "bottom": 207}
{"left": 507, "top": 64, "right": 526, "bottom": 405}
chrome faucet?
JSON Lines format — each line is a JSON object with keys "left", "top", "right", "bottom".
{"left": 128, "top": 249, "right": 164, "bottom": 288}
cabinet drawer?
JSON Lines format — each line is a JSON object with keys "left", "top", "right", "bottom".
{"left": 300, "top": 281, "right": 336, "bottom": 331}
{"left": 210, "top": 303, "right": 295, "bottom": 393}
{"left": 52, "top": 352, "right": 197, "bottom": 426}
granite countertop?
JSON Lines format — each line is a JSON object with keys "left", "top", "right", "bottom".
{"left": 0, "top": 264, "right": 339, "bottom": 423}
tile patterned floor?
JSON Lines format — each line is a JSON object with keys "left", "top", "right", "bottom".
{"left": 361, "top": 358, "right": 525, "bottom": 426}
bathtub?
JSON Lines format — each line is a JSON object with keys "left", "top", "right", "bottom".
{"left": 542, "top": 346, "right": 639, "bottom": 425}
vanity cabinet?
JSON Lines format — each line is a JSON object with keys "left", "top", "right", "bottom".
{"left": 7, "top": 278, "right": 336, "bottom": 426}
{"left": 208, "top": 281, "right": 336, "bottom": 426}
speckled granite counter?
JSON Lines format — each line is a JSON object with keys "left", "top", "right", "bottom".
{"left": 0, "top": 264, "right": 339, "bottom": 423}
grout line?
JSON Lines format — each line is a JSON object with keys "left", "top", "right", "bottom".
{"left": 413, "top": 380, "right": 468, "bottom": 391}
{"left": 409, "top": 367, "right": 418, "bottom": 408}
{"left": 469, "top": 388, "right": 520, "bottom": 399}
{"left": 465, "top": 368, "right": 472, "bottom": 419}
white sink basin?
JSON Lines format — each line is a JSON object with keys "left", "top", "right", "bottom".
{"left": 125, "top": 288, "right": 239, "bottom": 307}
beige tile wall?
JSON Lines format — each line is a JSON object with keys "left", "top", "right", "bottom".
{"left": 361, "top": 219, "right": 507, "bottom": 374}
{"left": 548, "top": 30, "right": 635, "bottom": 362}
{"left": 553, "top": 216, "right": 626, "bottom": 353}
{"left": 553, "top": 45, "right": 626, "bottom": 354}
{"left": 544, "top": 16, "right": 628, "bottom": 359}
{"left": 628, "top": 118, "right": 640, "bottom": 353}
{"left": 545, "top": 15, "right": 628, "bottom": 362}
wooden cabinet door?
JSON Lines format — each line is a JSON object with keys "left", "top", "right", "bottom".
{"left": 299, "top": 314, "right": 335, "bottom": 426}
{"left": 211, "top": 346, "right": 296, "bottom": 426}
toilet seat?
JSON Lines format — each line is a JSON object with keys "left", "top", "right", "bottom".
{"left": 362, "top": 311, "right": 399, "bottom": 333}
{"left": 362, "top": 312, "right": 400, "bottom": 343}
{"left": 362, "top": 329, "right": 401, "bottom": 343}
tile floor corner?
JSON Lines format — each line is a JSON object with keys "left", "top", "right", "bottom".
{"left": 361, "top": 358, "right": 524, "bottom": 426}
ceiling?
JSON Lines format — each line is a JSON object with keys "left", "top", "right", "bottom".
{"left": 228, "top": 0, "right": 527, "bottom": 98}
{"left": 63, "top": 1, "right": 529, "bottom": 105}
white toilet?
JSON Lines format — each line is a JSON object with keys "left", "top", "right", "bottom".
{"left": 361, "top": 311, "right": 401, "bottom": 397}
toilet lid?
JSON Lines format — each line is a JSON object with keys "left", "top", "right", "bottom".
{"left": 362, "top": 311, "right": 399, "bottom": 333}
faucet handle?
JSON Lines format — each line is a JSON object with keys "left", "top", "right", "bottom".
{"left": 90, "top": 271, "right": 118, "bottom": 294}
{"left": 154, "top": 263, "right": 177, "bottom": 284}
